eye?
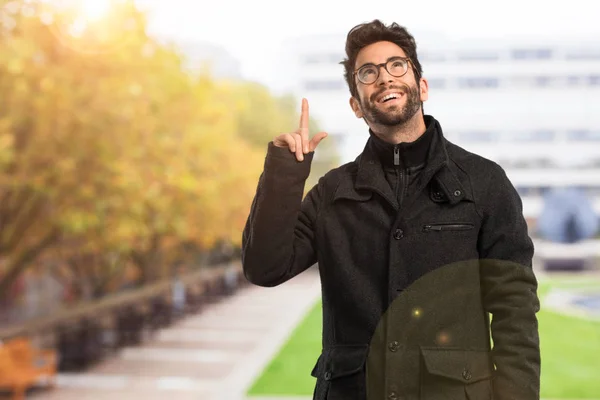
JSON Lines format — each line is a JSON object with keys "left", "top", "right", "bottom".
{"left": 388, "top": 59, "right": 407, "bottom": 74}
{"left": 359, "top": 66, "right": 377, "bottom": 79}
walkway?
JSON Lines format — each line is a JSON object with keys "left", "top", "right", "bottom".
{"left": 20, "top": 256, "right": 600, "bottom": 400}
{"left": 28, "top": 268, "right": 321, "bottom": 400}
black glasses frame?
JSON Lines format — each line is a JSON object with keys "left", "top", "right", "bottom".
{"left": 353, "top": 57, "right": 411, "bottom": 85}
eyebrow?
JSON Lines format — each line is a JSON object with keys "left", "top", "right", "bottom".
{"left": 356, "top": 56, "right": 406, "bottom": 71}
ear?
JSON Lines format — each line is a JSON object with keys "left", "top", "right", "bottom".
{"left": 419, "top": 78, "right": 429, "bottom": 102}
{"left": 349, "top": 96, "right": 363, "bottom": 118}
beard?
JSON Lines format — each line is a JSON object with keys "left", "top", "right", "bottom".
{"left": 360, "top": 82, "right": 421, "bottom": 127}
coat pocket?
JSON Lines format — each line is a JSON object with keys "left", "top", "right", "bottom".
{"left": 422, "top": 223, "right": 474, "bottom": 232}
{"left": 419, "top": 347, "right": 493, "bottom": 400}
{"left": 312, "top": 345, "right": 369, "bottom": 400}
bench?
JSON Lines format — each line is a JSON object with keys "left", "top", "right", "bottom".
{"left": 0, "top": 338, "right": 57, "bottom": 399}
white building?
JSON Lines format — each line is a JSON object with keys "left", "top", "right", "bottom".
{"left": 175, "top": 40, "right": 242, "bottom": 80}
{"left": 279, "top": 33, "right": 600, "bottom": 222}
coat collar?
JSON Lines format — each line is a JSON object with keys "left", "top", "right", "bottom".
{"left": 367, "top": 120, "right": 434, "bottom": 169}
{"left": 334, "top": 116, "right": 467, "bottom": 209}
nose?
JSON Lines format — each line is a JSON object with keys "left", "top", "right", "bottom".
{"left": 376, "top": 65, "right": 394, "bottom": 85}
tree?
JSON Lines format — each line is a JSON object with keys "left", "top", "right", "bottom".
{"left": 0, "top": 0, "right": 189, "bottom": 292}
{"left": 0, "top": 0, "right": 330, "bottom": 298}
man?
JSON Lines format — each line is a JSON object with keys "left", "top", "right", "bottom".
{"left": 242, "top": 20, "right": 540, "bottom": 400}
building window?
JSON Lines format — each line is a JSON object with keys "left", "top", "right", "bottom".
{"left": 535, "top": 76, "right": 552, "bottom": 87}
{"left": 420, "top": 52, "right": 446, "bottom": 62}
{"left": 565, "top": 49, "right": 600, "bottom": 60}
{"left": 588, "top": 75, "right": 600, "bottom": 86}
{"left": 567, "top": 76, "right": 583, "bottom": 86}
{"left": 511, "top": 48, "right": 553, "bottom": 60}
{"left": 458, "top": 77, "right": 499, "bottom": 88}
{"left": 457, "top": 52, "right": 499, "bottom": 61}
{"left": 567, "top": 130, "right": 600, "bottom": 141}
{"left": 302, "top": 53, "right": 343, "bottom": 65}
{"left": 511, "top": 75, "right": 573, "bottom": 87}
{"left": 427, "top": 78, "right": 446, "bottom": 89}
{"left": 514, "top": 130, "right": 556, "bottom": 142}
{"left": 304, "top": 80, "right": 344, "bottom": 91}
{"left": 564, "top": 75, "right": 600, "bottom": 86}
{"left": 517, "top": 187, "right": 544, "bottom": 196}
{"left": 458, "top": 131, "right": 497, "bottom": 142}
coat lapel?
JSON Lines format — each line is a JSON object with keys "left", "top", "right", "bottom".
{"left": 353, "top": 146, "right": 399, "bottom": 210}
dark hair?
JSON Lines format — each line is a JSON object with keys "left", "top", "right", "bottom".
{"left": 341, "top": 20, "right": 423, "bottom": 99}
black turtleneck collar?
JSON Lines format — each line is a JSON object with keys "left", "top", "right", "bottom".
{"left": 367, "top": 115, "right": 436, "bottom": 169}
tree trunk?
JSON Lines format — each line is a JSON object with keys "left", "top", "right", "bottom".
{"left": 0, "top": 228, "right": 60, "bottom": 300}
{"left": 130, "top": 234, "right": 162, "bottom": 284}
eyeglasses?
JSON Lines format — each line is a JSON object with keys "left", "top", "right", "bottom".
{"left": 353, "top": 57, "right": 410, "bottom": 85}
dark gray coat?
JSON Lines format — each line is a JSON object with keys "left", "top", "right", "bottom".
{"left": 242, "top": 116, "right": 541, "bottom": 400}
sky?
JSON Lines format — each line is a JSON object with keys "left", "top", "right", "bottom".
{"left": 132, "top": 0, "right": 600, "bottom": 89}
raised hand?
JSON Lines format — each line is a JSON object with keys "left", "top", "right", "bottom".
{"left": 273, "top": 98, "right": 328, "bottom": 162}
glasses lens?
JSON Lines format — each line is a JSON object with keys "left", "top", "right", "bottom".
{"left": 387, "top": 58, "right": 408, "bottom": 77}
{"left": 358, "top": 65, "right": 378, "bottom": 84}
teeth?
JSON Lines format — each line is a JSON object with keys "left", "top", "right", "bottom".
{"left": 381, "top": 93, "right": 399, "bottom": 102}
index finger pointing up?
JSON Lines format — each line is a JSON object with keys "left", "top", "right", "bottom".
{"left": 300, "top": 98, "right": 310, "bottom": 129}
{"left": 299, "top": 98, "right": 309, "bottom": 153}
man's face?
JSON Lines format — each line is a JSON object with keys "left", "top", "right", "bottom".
{"left": 350, "top": 41, "right": 428, "bottom": 127}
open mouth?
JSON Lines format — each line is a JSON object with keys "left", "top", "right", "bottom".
{"left": 378, "top": 92, "right": 404, "bottom": 103}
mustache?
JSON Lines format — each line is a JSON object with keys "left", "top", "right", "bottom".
{"left": 371, "top": 84, "right": 411, "bottom": 103}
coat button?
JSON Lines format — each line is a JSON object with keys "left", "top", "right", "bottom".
{"left": 454, "top": 189, "right": 462, "bottom": 197}
{"left": 388, "top": 341, "right": 399, "bottom": 352}
{"left": 393, "top": 229, "right": 403, "bottom": 240}
{"left": 432, "top": 191, "right": 443, "bottom": 200}
{"left": 462, "top": 368, "right": 472, "bottom": 381}
{"left": 324, "top": 371, "right": 332, "bottom": 380}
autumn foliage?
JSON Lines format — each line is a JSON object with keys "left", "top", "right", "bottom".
{"left": 0, "top": 0, "right": 337, "bottom": 299}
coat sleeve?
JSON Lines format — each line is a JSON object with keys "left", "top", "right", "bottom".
{"left": 241, "top": 142, "right": 321, "bottom": 287}
{"left": 477, "top": 164, "right": 541, "bottom": 400}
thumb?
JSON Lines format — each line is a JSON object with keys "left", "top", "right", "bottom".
{"left": 309, "top": 132, "right": 328, "bottom": 152}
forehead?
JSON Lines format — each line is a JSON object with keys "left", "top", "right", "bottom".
{"left": 355, "top": 41, "right": 408, "bottom": 68}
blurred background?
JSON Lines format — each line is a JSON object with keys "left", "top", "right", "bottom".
{"left": 0, "top": 0, "right": 599, "bottom": 399}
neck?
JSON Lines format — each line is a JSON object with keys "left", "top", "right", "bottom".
{"left": 370, "top": 113, "right": 427, "bottom": 144}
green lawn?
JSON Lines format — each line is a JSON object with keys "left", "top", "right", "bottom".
{"left": 247, "top": 298, "right": 323, "bottom": 395}
{"left": 247, "top": 276, "right": 600, "bottom": 398}
{"left": 537, "top": 276, "right": 600, "bottom": 398}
